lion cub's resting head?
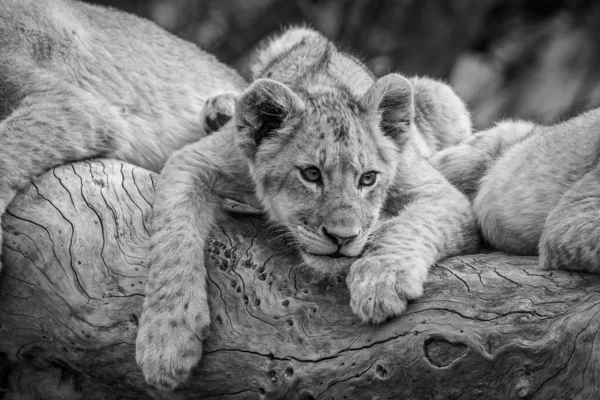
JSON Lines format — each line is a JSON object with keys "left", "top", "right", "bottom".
{"left": 234, "top": 29, "right": 415, "bottom": 273}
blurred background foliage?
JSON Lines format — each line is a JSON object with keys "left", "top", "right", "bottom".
{"left": 87, "top": 0, "right": 600, "bottom": 129}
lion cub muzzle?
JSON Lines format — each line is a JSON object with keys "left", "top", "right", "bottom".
{"left": 309, "top": 218, "right": 366, "bottom": 258}
{"left": 321, "top": 225, "right": 359, "bottom": 247}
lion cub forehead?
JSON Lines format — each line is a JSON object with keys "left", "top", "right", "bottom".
{"left": 291, "top": 117, "right": 381, "bottom": 172}
{"left": 292, "top": 139, "right": 374, "bottom": 176}
{"left": 310, "top": 112, "right": 367, "bottom": 144}
{"left": 298, "top": 85, "right": 367, "bottom": 136}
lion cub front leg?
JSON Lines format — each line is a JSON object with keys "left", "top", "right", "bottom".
{"left": 347, "top": 168, "right": 479, "bottom": 323}
{"left": 135, "top": 131, "right": 244, "bottom": 391}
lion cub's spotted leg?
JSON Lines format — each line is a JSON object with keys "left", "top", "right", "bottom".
{"left": 136, "top": 141, "right": 221, "bottom": 390}
{"left": 539, "top": 163, "right": 600, "bottom": 273}
{"left": 347, "top": 164, "right": 479, "bottom": 323}
{"left": 200, "top": 92, "right": 238, "bottom": 134}
{"left": 135, "top": 131, "right": 246, "bottom": 391}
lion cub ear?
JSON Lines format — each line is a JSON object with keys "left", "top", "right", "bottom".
{"left": 361, "top": 73, "right": 414, "bottom": 146}
{"left": 235, "top": 79, "right": 305, "bottom": 157}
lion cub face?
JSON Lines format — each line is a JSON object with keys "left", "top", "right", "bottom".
{"left": 235, "top": 74, "right": 415, "bottom": 273}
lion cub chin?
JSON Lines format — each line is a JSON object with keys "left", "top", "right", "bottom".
{"left": 136, "top": 27, "right": 479, "bottom": 391}
{"left": 301, "top": 253, "right": 356, "bottom": 273}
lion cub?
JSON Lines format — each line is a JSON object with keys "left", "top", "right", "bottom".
{"left": 136, "top": 28, "right": 480, "bottom": 390}
{"left": 431, "top": 109, "right": 600, "bottom": 272}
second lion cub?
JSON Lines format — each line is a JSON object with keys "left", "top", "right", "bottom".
{"left": 432, "top": 109, "right": 600, "bottom": 273}
{"left": 136, "top": 28, "right": 480, "bottom": 390}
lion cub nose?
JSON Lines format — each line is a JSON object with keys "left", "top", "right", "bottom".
{"left": 321, "top": 226, "right": 359, "bottom": 246}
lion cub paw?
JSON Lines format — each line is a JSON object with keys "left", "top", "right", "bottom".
{"left": 347, "top": 256, "right": 425, "bottom": 324}
{"left": 135, "top": 307, "right": 209, "bottom": 391}
{"left": 201, "top": 92, "right": 237, "bottom": 134}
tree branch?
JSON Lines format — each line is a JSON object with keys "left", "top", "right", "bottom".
{"left": 1, "top": 160, "right": 599, "bottom": 399}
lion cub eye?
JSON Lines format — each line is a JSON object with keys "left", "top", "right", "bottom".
{"left": 300, "top": 166, "right": 322, "bottom": 183}
{"left": 359, "top": 171, "right": 377, "bottom": 187}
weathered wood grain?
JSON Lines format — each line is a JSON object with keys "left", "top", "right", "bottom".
{"left": 1, "top": 160, "right": 599, "bottom": 400}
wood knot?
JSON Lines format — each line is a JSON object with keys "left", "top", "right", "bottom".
{"left": 219, "top": 259, "right": 230, "bottom": 271}
{"left": 515, "top": 377, "right": 532, "bottom": 399}
{"left": 424, "top": 337, "right": 467, "bottom": 368}
{"left": 128, "top": 313, "right": 139, "bottom": 326}
{"left": 284, "top": 366, "right": 294, "bottom": 378}
{"left": 267, "top": 369, "right": 277, "bottom": 382}
{"left": 375, "top": 364, "right": 389, "bottom": 379}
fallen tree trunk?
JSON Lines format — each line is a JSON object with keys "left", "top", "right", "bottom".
{"left": 1, "top": 159, "right": 599, "bottom": 400}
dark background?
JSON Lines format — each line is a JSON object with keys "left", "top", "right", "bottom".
{"left": 86, "top": 0, "right": 600, "bottom": 129}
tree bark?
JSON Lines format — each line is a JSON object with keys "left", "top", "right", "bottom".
{"left": 1, "top": 160, "right": 599, "bottom": 400}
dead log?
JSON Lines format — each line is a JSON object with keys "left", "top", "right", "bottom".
{"left": 1, "top": 159, "right": 599, "bottom": 400}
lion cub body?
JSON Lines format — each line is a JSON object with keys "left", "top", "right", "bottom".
{"left": 136, "top": 28, "right": 479, "bottom": 390}
{"left": 432, "top": 108, "right": 600, "bottom": 272}
{"left": 0, "top": 0, "right": 245, "bottom": 172}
